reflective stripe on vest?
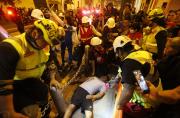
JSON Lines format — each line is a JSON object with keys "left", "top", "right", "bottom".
{"left": 3, "top": 33, "right": 50, "bottom": 80}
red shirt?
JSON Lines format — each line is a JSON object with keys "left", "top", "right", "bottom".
{"left": 128, "top": 32, "right": 143, "bottom": 45}
{"left": 166, "top": 21, "right": 176, "bottom": 29}
{"left": 80, "top": 25, "right": 93, "bottom": 44}
{"left": 93, "top": 47, "right": 106, "bottom": 64}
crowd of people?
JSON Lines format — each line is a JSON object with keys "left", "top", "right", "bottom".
{"left": 0, "top": 2, "right": 180, "bottom": 118}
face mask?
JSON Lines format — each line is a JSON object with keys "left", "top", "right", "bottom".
{"left": 129, "top": 29, "right": 135, "bottom": 33}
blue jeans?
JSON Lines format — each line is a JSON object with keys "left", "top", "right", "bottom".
{"left": 61, "top": 42, "right": 73, "bottom": 64}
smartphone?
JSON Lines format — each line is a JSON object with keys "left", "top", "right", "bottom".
{"left": 133, "top": 70, "right": 150, "bottom": 94}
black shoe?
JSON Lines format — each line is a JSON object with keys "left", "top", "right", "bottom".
{"left": 56, "top": 113, "right": 64, "bottom": 118}
{"left": 57, "top": 66, "right": 63, "bottom": 73}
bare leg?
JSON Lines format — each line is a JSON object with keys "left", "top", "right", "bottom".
{"left": 63, "top": 104, "right": 76, "bottom": 118}
{"left": 21, "top": 104, "right": 41, "bottom": 118}
{"left": 85, "top": 110, "right": 93, "bottom": 118}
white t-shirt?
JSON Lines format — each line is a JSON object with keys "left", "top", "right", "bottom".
{"left": 80, "top": 77, "right": 106, "bottom": 94}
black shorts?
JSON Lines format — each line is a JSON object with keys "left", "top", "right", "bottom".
{"left": 13, "top": 78, "right": 48, "bottom": 112}
{"left": 71, "top": 87, "right": 93, "bottom": 112}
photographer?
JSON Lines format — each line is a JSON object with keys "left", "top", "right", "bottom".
{"left": 146, "top": 36, "right": 180, "bottom": 118}
{"left": 113, "top": 35, "right": 161, "bottom": 118}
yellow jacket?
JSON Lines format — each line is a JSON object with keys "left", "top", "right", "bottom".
{"left": 142, "top": 26, "right": 165, "bottom": 54}
{"left": 3, "top": 33, "right": 50, "bottom": 80}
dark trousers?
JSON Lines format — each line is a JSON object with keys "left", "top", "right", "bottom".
{"left": 73, "top": 43, "right": 85, "bottom": 66}
{"left": 13, "top": 78, "right": 48, "bottom": 112}
{"left": 61, "top": 42, "right": 73, "bottom": 64}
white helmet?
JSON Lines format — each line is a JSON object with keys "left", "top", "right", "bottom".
{"left": 106, "top": 17, "right": 115, "bottom": 28}
{"left": 113, "top": 35, "right": 132, "bottom": 52}
{"left": 31, "top": 9, "right": 44, "bottom": 20}
{"left": 90, "top": 37, "right": 102, "bottom": 46}
{"left": 82, "top": 16, "right": 89, "bottom": 24}
{"left": 58, "top": 12, "right": 64, "bottom": 18}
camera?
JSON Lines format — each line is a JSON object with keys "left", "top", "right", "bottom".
{"left": 133, "top": 70, "right": 150, "bottom": 94}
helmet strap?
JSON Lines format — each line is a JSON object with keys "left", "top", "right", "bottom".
{"left": 25, "top": 33, "right": 42, "bottom": 50}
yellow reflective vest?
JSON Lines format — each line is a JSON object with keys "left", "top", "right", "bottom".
{"left": 3, "top": 33, "right": 50, "bottom": 80}
{"left": 124, "top": 50, "right": 162, "bottom": 108}
{"left": 142, "top": 26, "right": 165, "bottom": 54}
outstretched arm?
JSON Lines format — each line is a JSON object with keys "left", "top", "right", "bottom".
{"left": 86, "top": 92, "right": 105, "bottom": 101}
{"left": 92, "top": 25, "right": 102, "bottom": 37}
{"left": 146, "top": 81, "right": 180, "bottom": 104}
{"left": 117, "top": 83, "right": 135, "bottom": 110}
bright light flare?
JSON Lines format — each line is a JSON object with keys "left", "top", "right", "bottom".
{"left": 7, "top": 10, "right": 13, "bottom": 15}
{"left": 95, "top": 9, "right": 100, "bottom": 14}
{"left": 82, "top": 10, "right": 91, "bottom": 15}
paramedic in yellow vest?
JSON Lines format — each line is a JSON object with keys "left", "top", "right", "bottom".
{"left": 113, "top": 35, "right": 161, "bottom": 117}
{"left": 0, "top": 19, "right": 61, "bottom": 118}
{"left": 142, "top": 8, "right": 167, "bottom": 59}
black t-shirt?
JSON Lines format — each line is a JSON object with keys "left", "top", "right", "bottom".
{"left": 102, "top": 26, "right": 119, "bottom": 49}
{"left": 155, "top": 30, "right": 167, "bottom": 59}
{"left": 157, "top": 53, "right": 180, "bottom": 90}
{"left": 121, "top": 59, "right": 143, "bottom": 85}
{"left": 0, "top": 42, "right": 19, "bottom": 80}
{"left": 153, "top": 54, "right": 180, "bottom": 118}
